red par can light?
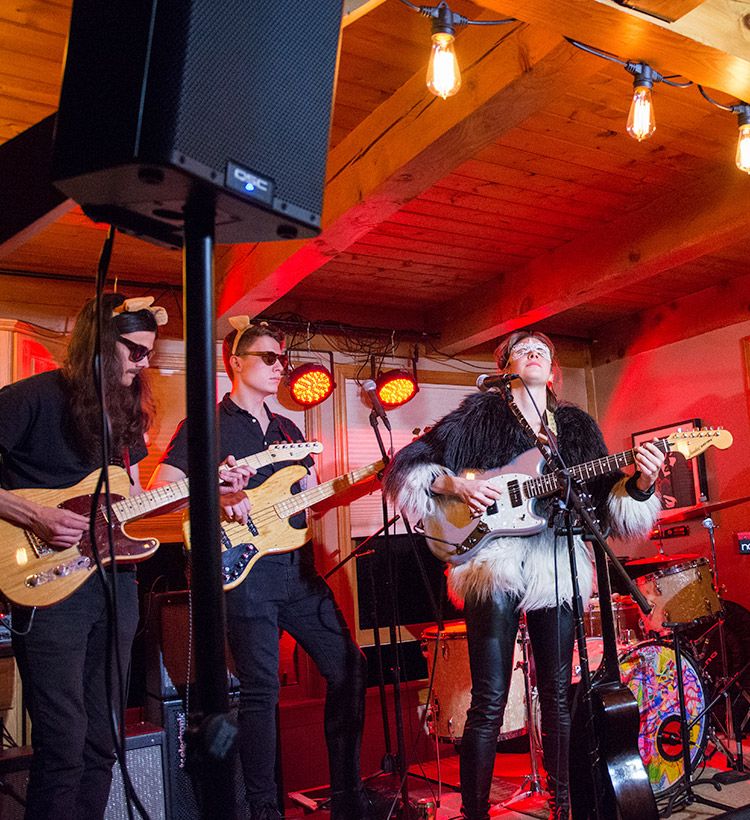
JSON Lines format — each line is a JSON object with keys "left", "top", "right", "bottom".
{"left": 376, "top": 368, "right": 419, "bottom": 408}
{"left": 287, "top": 362, "right": 335, "bottom": 408}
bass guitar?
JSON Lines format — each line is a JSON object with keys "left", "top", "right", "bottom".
{"left": 421, "top": 428, "right": 732, "bottom": 564}
{"left": 0, "top": 442, "right": 322, "bottom": 607}
{"left": 183, "top": 459, "right": 385, "bottom": 589}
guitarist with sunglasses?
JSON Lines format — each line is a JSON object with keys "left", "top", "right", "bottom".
{"left": 384, "top": 330, "right": 665, "bottom": 820}
{"left": 0, "top": 294, "right": 172, "bottom": 820}
{"left": 148, "top": 319, "right": 371, "bottom": 820}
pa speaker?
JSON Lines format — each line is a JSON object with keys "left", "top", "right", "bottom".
{"left": 51, "top": 0, "right": 343, "bottom": 247}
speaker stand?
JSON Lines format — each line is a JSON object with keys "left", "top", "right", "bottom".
{"left": 182, "top": 199, "right": 239, "bottom": 820}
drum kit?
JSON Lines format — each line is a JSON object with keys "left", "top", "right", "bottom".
{"left": 420, "top": 494, "right": 750, "bottom": 810}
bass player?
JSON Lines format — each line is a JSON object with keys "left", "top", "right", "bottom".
{"left": 148, "top": 318, "right": 372, "bottom": 820}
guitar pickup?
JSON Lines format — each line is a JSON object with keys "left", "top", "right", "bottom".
{"left": 486, "top": 502, "right": 498, "bottom": 516}
{"left": 507, "top": 479, "right": 523, "bottom": 508}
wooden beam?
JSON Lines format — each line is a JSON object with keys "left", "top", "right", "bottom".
{"left": 610, "top": 0, "right": 705, "bottom": 24}
{"left": 590, "top": 269, "right": 750, "bottom": 364}
{"left": 0, "top": 114, "right": 74, "bottom": 257}
{"left": 342, "top": 0, "right": 388, "bottom": 27}
{"left": 474, "top": 0, "right": 750, "bottom": 100}
{"left": 216, "top": 22, "right": 604, "bottom": 320}
{"left": 437, "top": 165, "right": 750, "bottom": 353}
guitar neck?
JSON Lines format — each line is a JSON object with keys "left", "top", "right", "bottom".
{"left": 525, "top": 438, "right": 670, "bottom": 498}
{"left": 112, "top": 449, "right": 300, "bottom": 523}
{"left": 274, "top": 461, "right": 384, "bottom": 518}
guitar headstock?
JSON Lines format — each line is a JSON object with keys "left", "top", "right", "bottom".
{"left": 666, "top": 427, "right": 733, "bottom": 460}
{"left": 267, "top": 441, "right": 324, "bottom": 460}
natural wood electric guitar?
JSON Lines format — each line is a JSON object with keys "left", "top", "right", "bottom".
{"left": 0, "top": 442, "right": 322, "bottom": 607}
{"left": 422, "top": 427, "right": 733, "bottom": 564}
{"left": 183, "top": 459, "right": 385, "bottom": 589}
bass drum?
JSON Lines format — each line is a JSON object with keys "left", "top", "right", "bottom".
{"left": 533, "top": 639, "right": 709, "bottom": 798}
{"left": 618, "top": 641, "right": 709, "bottom": 798}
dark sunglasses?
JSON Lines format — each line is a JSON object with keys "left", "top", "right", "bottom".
{"left": 235, "top": 350, "right": 288, "bottom": 368}
{"left": 118, "top": 336, "right": 155, "bottom": 363}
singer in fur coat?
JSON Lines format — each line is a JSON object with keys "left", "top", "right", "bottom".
{"left": 383, "top": 331, "right": 664, "bottom": 820}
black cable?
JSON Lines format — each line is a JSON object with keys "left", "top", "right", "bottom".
{"left": 91, "top": 228, "right": 151, "bottom": 820}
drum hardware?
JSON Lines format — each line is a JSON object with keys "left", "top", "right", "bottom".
{"left": 660, "top": 623, "right": 733, "bottom": 818}
{"left": 502, "top": 615, "right": 549, "bottom": 810}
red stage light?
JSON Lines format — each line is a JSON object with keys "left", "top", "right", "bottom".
{"left": 288, "top": 363, "right": 335, "bottom": 407}
{"left": 376, "top": 369, "right": 418, "bottom": 408}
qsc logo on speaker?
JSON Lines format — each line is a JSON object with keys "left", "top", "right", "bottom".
{"left": 226, "top": 162, "right": 274, "bottom": 205}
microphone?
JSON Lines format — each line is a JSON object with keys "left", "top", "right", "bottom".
{"left": 362, "top": 379, "right": 391, "bottom": 431}
{"left": 476, "top": 373, "right": 520, "bottom": 392}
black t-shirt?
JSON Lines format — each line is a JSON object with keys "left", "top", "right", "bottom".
{"left": 160, "top": 394, "right": 314, "bottom": 546}
{"left": 0, "top": 369, "right": 147, "bottom": 490}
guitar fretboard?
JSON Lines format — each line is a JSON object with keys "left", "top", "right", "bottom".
{"left": 524, "top": 438, "right": 670, "bottom": 499}
{"left": 274, "top": 461, "right": 384, "bottom": 518}
{"left": 111, "top": 443, "right": 318, "bottom": 523}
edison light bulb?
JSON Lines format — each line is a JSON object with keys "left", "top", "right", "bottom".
{"left": 736, "top": 122, "right": 750, "bottom": 174}
{"left": 627, "top": 85, "right": 656, "bottom": 142}
{"left": 426, "top": 32, "right": 461, "bottom": 99}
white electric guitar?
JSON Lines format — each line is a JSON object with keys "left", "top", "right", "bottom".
{"left": 421, "top": 428, "right": 733, "bottom": 564}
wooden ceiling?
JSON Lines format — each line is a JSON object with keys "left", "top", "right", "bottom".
{"left": 1, "top": 0, "right": 749, "bottom": 363}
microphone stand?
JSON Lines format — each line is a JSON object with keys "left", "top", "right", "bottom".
{"left": 499, "top": 382, "right": 658, "bottom": 820}
{"left": 367, "top": 406, "right": 420, "bottom": 819}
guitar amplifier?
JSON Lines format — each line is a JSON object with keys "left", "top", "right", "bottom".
{"left": 145, "top": 590, "right": 239, "bottom": 700}
{"left": 0, "top": 727, "right": 167, "bottom": 820}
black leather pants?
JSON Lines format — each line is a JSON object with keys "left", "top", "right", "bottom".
{"left": 459, "top": 592, "right": 576, "bottom": 820}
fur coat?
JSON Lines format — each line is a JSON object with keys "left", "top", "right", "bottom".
{"left": 383, "top": 393, "right": 660, "bottom": 611}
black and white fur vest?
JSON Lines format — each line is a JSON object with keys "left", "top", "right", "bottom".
{"left": 384, "top": 393, "right": 660, "bottom": 610}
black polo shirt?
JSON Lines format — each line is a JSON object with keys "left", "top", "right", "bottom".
{"left": 160, "top": 394, "right": 314, "bottom": 556}
{"left": 0, "top": 369, "right": 146, "bottom": 491}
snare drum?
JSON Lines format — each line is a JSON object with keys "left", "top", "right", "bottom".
{"left": 636, "top": 558, "right": 721, "bottom": 635}
{"left": 421, "top": 622, "right": 526, "bottom": 742}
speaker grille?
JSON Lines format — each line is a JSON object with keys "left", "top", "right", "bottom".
{"left": 162, "top": 0, "right": 341, "bottom": 215}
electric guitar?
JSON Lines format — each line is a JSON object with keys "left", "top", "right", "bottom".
{"left": 0, "top": 442, "right": 322, "bottom": 607}
{"left": 421, "top": 428, "right": 733, "bottom": 564}
{"left": 183, "top": 459, "right": 385, "bottom": 589}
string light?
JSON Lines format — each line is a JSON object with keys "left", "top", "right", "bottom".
{"left": 736, "top": 108, "right": 750, "bottom": 174}
{"left": 625, "top": 63, "right": 661, "bottom": 142}
{"left": 397, "top": 0, "right": 515, "bottom": 100}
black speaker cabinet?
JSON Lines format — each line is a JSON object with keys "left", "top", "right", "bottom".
{"left": 51, "top": 0, "right": 343, "bottom": 247}
{"left": 0, "top": 729, "right": 167, "bottom": 820}
{"left": 145, "top": 590, "right": 239, "bottom": 700}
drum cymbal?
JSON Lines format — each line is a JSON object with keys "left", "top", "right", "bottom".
{"left": 625, "top": 552, "right": 699, "bottom": 567}
{"left": 659, "top": 494, "right": 750, "bottom": 525}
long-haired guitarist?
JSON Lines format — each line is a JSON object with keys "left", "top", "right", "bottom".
{"left": 384, "top": 330, "right": 665, "bottom": 820}
{"left": 148, "top": 319, "right": 372, "bottom": 820}
{"left": 0, "top": 294, "right": 172, "bottom": 819}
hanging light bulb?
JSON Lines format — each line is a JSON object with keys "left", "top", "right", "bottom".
{"left": 626, "top": 64, "right": 659, "bottom": 142}
{"left": 736, "top": 108, "right": 750, "bottom": 174}
{"left": 426, "top": 2, "right": 461, "bottom": 99}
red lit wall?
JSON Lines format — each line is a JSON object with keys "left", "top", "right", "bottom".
{"left": 594, "top": 320, "right": 750, "bottom": 608}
